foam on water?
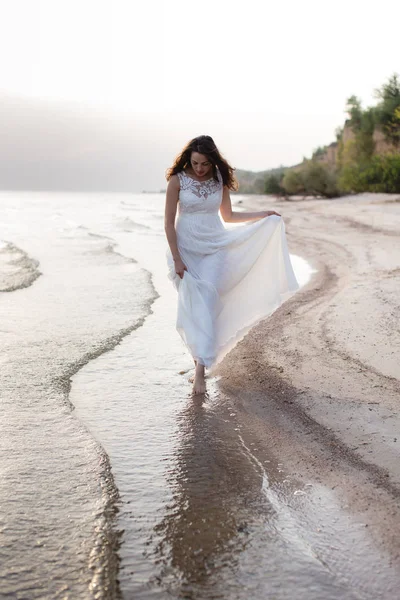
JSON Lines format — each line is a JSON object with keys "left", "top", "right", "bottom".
{"left": 0, "top": 191, "right": 158, "bottom": 598}
{"left": 0, "top": 239, "right": 41, "bottom": 291}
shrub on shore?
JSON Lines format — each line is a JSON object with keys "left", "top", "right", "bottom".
{"left": 338, "top": 153, "right": 400, "bottom": 193}
{"left": 281, "top": 161, "right": 340, "bottom": 198}
{"left": 264, "top": 174, "right": 284, "bottom": 195}
{"left": 280, "top": 170, "right": 305, "bottom": 196}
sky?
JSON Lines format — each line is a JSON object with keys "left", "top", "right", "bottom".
{"left": 0, "top": 0, "right": 399, "bottom": 191}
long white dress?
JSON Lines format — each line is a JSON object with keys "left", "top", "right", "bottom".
{"left": 166, "top": 166, "right": 299, "bottom": 369}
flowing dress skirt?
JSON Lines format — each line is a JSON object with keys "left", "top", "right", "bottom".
{"left": 167, "top": 213, "right": 299, "bottom": 369}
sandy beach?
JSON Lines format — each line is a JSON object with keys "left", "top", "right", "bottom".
{"left": 215, "top": 192, "right": 400, "bottom": 565}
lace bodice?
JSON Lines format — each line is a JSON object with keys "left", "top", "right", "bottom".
{"left": 177, "top": 168, "right": 223, "bottom": 215}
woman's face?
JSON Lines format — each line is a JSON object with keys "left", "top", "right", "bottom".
{"left": 190, "top": 152, "right": 212, "bottom": 178}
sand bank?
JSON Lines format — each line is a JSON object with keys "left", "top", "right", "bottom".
{"left": 214, "top": 192, "right": 400, "bottom": 561}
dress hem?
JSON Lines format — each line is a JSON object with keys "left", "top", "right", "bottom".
{"left": 178, "top": 282, "right": 300, "bottom": 371}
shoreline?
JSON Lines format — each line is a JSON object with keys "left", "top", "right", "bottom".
{"left": 215, "top": 192, "right": 400, "bottom": 561}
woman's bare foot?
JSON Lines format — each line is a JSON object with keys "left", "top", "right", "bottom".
{"left": 192, "top": 364, "right": 206, "bottom": 395}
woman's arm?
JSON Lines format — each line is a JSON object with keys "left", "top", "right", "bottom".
{"left": 164, "top": 175, "right": 187, "bottom": 279}
{"left": 219, "top": 185, "right": 281, "bottom": 223}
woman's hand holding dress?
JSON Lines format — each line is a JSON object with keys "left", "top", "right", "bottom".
{"left": 262, "top": 210, "right": 281, "bottom": 218}
{"left": 174, "top": 257, "right": 187, "bottom": 279}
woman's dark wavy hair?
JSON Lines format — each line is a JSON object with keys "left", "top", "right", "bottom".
{"left": 165, "top": 135, "right": 239, "bottom": 191}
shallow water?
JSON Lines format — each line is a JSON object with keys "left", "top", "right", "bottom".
{"left": 2, "top": 190, "right": 398, "bottom": 599}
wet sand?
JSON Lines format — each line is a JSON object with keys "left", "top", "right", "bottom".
{"left": 214, "top": 192, "right": 400, "bottom": 572}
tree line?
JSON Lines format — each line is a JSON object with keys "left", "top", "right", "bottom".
{"left": 263, "top": 73, "right": 400, "bottom": 197}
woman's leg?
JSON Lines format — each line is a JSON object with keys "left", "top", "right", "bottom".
{"left": 182, "top": 252, "right": 226, "bottom": 393}
{"left": 188, "top": 358, "right": 197, "bottom": 383}
{"left": 192, "top": 253, "right": 225, "bottom": 370}
{"left": 192, "top": 361, "right": 206, "bottom": 395}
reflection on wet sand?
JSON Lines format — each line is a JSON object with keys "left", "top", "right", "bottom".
{"left": 145, "top": 380, "right": 397, "bottom": 600}
{"left": 151, "top": 390, "right": 274, "bottom": 597}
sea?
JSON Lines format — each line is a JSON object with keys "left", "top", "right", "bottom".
{"left": 1, "top": 190, "right": 398, "bottom": 600}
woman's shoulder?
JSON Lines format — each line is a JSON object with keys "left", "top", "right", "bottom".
{"left": 167, "top": 172, "right": 180, "bottom": 189}
{"left": 174, "top": 171, "right": 184, "bottom": 182}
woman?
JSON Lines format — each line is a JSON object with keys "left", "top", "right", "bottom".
{"left": 164, "top": 135, "right": 299, "bottom": 395}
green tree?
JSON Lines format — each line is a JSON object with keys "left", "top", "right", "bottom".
{"left": 338, "top": 153, "right": 400, "bottom": 193}
{"left": 340, "top": 98, "right": 376, "bottom": 169}
{"left": 264, "top": 174, "right": 283, "bottom": 195}
{"left": 282, "top": 162, "right": 339, "bottom": 198}
{"left": 312, "top": 146, "right": 327, "bottom": 159}
{"left": 302, "top": 161, "right": 339, "bottom": 198}
{"left": 356, "top": 108, "right": 376, "bottom": 162}
{"left": 345, "top": 95, "right": 363, "bottom": 131}
{"left": 281, "top": 170, "right": 305, "bottom": 196}
{"left": 374, "top": 73, "right": 400, "bottom": 146}
{"left": 335, "top": 126, "right": 344, "bottom": 142}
